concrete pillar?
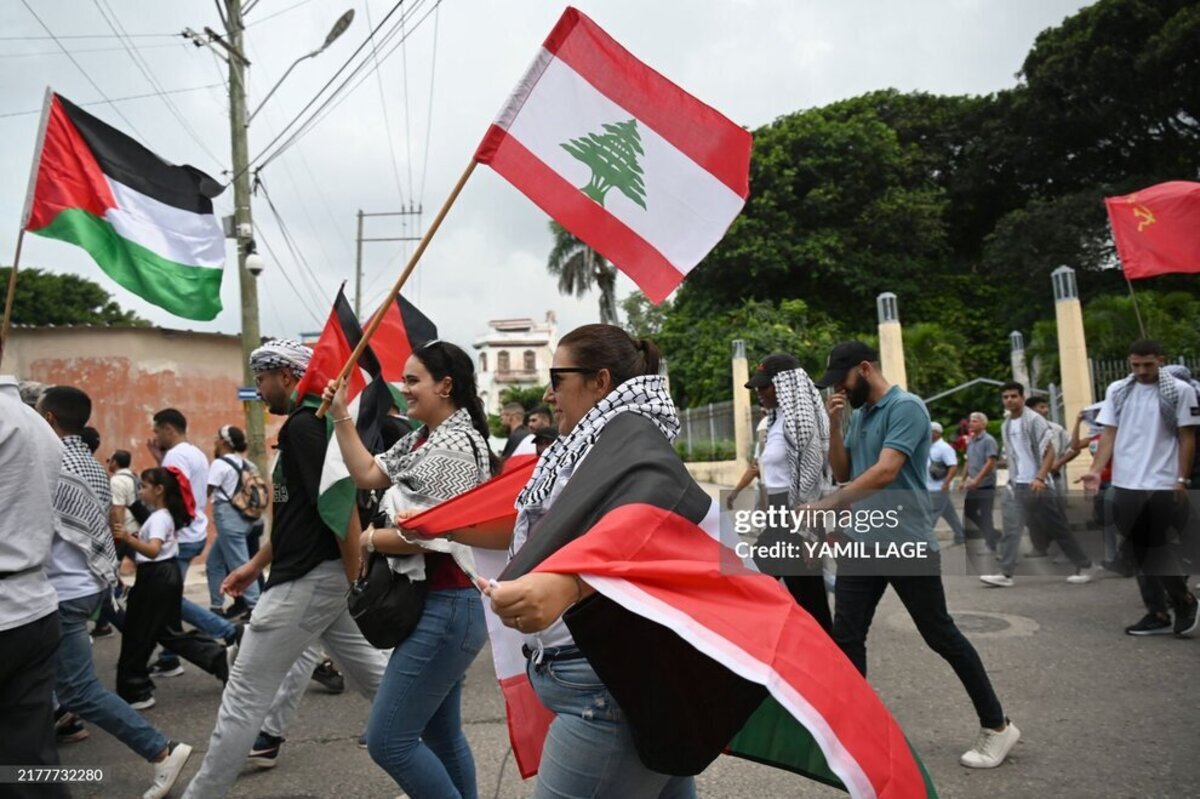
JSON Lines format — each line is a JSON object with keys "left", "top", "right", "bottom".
{"left": 1010, "top": 330, "right": 1031, "bottom": 388}
{"left": 876, "top": 292, "right": 908, "bottom": 391}
{"left": 731, "top": 339, "right": 751, "bottom": 467}
{"left": 1052, "top": 266, "right": 1093, "bottom": 486}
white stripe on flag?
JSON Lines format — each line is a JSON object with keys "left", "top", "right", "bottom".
{"left": 105, "top": 176, "right": 225, "bottom": 269}
{"left": 503, "top": 53, "right": 744, "bottom": 275}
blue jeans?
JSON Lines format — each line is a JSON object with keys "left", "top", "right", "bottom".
{"left": 207, "top": 503, "right": 260, "bottom": 609}
{"left": 365, "top": 588, "right": 487, "bottom": 798}
{"left": 56, "top": 592, "right": 169, "bottom": 761}
{"left": 159, "top": 541, "right": 235, "bottom": 666}
{"left": 528, "top": 653, "right": 696, "bottom": 799}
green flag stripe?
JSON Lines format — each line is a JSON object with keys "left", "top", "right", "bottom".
{"left": 32, "top": 207, "right": 223, "bottom": 321}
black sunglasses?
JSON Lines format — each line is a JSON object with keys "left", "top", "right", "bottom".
{"left": 549, "top": 367, "right": 598, "bottom": 390}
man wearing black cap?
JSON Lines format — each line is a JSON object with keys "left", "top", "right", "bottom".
{"left": 742, "top": 352, "right": 834, "bottom": 634}
{"left": 811, "top": 341, "right": 1018, "bottom": 769}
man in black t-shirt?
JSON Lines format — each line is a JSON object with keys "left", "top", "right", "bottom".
{"left": 184, "top": 340, "right": 388, "bottom": 798}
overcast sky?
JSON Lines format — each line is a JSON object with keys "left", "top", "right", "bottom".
{"left": 1, "top": 0, "right": 1093, "bottom": 352}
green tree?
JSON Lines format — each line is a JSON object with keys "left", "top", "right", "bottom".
{"left": 499, "top": 384, "right": 549, "bottom": 410}
{"left": 561, "top": 119, "right": 648, "bottom": 209}
{"left": 0, "top": 267, "right": 147, "bottom": 327}
{"left": 903, "top": 322, "right": 969, "bottom": 398}
{"left": 656, "top": 297, "right": 853, "bottom": 407}
{"left": 621, "top": 291, "right": 669, "bottom": 338}
{"left": 546, "top": 222, "right": 619, "bottom": 325}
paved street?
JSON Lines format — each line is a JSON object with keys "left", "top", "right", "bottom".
{"left": 60, "top": 493, "right": 1198, "bottom": 799}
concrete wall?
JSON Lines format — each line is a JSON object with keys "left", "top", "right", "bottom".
{"left": 5, "top": 326, "right": 280, "bottom": 474}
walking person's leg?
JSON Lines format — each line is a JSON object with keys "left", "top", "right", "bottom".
{"left": 0, "top": 612, "right": 67, "bottom": 799}
{"left": 830, "top": 570, "right": 889, "bottom": 676}
{"left": 997, "top": 486, "right": 1023, "bottom": 577}
{"left": 1037, "top": 491, "right": 1092, "bottom": 572}
{"left": 205, "top": 527, "right": 230, "bottom": 613}
{"left": 118, "top": 563, "right": 176, "bottom": 702}
{"left": 156, "top": 564, "right": 230, "bottom": 682}
{"left": 260, "top": 646, "right": 326, "bottom": 740}
{"left": 212, "top": 504, "right": 260, "bottom": 610}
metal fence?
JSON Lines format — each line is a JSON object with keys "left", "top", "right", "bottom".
{"left": 676, "top": 400, "right": 768, "bottom": 459}
{"left": 1090, "top": 355, "right": 1200, "bottom": 399}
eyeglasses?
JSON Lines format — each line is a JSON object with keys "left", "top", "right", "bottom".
{"left": 549, "top": 367, "right": 598, "bottom": 390}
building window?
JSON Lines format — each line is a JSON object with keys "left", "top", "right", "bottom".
{"left": 497, "top": 351, "right": 510, "bottom": 372}
{"left": 523, "top": 350, "right": 536, "bottom": 371}
{"left": 480, "top": 353, "right": 487, "bottom": 372}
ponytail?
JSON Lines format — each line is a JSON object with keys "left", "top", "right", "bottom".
{"left": 558, "top": 324, "right": 661, "bottom": 387}
{"left": 141, "top": 467, "right": 194, "bottom": 531}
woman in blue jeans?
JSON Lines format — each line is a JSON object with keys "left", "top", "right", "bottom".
{"left": 325, "top": 341, "right": 495, "bottom": 798}
{"left": 469, "top": 325, "right": 697, "bottom": 799}
{"left": 205, "top": 425, "right": 260, "bottom": 616}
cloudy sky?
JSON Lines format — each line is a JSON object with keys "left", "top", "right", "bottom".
{"left": 1, "top": 0, "right": 1093, "bottom": 352}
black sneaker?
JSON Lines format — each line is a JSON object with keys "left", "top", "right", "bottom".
{"left": 1125, "top": 612, "right": 1173, "bottom": 636}
{"left": 1174, "top": 597, "right": 1199, "bottom": 637}
{"left": 247, "top": 732, "right": 283, "bottom": 768}
{"left": 91, "top": 622, "right": 115, "bottom": 639}
{"left": 311, "top": 659, "right": 345, "bottom": 694}
{"left": 218, "top": 598, "right": 252, "bottom": 622}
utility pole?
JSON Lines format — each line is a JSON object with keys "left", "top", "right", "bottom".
{"left": 354, "top": 205, "right": 423, "bottom": 317}
{"left": 224, "top": 0, "right": 266, "bottom": 473}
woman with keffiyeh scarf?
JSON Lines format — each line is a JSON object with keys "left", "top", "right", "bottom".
{"left": 744, "top": 353, "right": 835, "bottom": 634}
{"left": 323, "top": 341, "right": 494, "bottom": 799}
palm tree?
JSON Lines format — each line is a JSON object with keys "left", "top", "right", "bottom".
{"left": 546, "top": 222, "right": 619, "bottom": 325}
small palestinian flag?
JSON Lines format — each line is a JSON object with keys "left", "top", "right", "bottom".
{"left": 296, "top": 287, "right": 437, "bottom": 536}
{"left": 23, "top": 90, "right": 226, "bottom": 320}
{"left": 410, "top": 410, "right": 937, "bottom": 797}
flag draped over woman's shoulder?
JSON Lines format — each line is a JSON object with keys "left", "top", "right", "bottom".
{"left": 408, "top": 412, "right": 937, "bottom": 798}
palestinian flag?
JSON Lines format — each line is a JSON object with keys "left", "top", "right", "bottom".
{"left": 475, "top": 7, "right": 751, "bottom": 303}
{"left": 296, "top": 287, "right": 437, "bottom": 536}
{"left": 412, "top": 412, "right": 937, "bottom": 796}
{"left": 23, "top": 90, "right": 225, "bottom": 320}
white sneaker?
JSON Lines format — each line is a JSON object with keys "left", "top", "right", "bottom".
{"left": 1066, "top": 565, "right": 1101, "bottom": 584}
{"left": 144, "top": 741, "right": 192, "bottom": 799}
{"left": 960, "top": 721, "right": 1020, "bottom": 768}
{"left": 128, "top": 696, "right": 156, "bottom": 711}
{"left": 980, "top": 574, "right": 1014, "bottom": 588}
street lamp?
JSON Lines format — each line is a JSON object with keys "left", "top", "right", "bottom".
{"left": 247, "top": 9, "right": 354, "bottom": 124}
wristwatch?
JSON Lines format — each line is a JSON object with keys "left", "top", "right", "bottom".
{"left": 1177, "top": 477, "right": 1192, "bottom": 487}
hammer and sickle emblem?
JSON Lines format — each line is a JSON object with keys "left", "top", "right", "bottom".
{"left": 1132, "top": 204, "right": 1155, "bottom": 232}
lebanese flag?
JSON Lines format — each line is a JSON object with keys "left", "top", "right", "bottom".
{"left": 409, "top": 412, "right": 936, "bottom": 796}
{"left": 297, "top": 287, "right": 437, "bottom": 537}
{"left": 475, "top": 8, "right": 751, "bottom": 303}
{"left": 23, "top": 90, "right": 225, "bottom": 320}
{"left": 1105, "top": 181, "right": 1200, "bottom": 279}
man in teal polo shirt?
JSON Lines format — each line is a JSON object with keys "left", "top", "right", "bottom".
{"left": 810, "top": 341, "right": 1018, "bottom": 770}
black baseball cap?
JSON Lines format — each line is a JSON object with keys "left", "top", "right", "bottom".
{"left": 745, "top": 353, "right": 801, "bottom": 389}
{"left": 815, "top": 341, "right": 879, "bottom": 389}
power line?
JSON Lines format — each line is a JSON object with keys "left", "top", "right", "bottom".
{"left": 18, "top": 0, "right": 150, "bottom": 142}
{"left": 253, "top": 222, "right": 325, "bottom": 326}
{"left": 244, "top": 0, "right": 410, "bottom": 174}
{"left": 92, "top": 0, "right": 225, "bottom": 170}
{"left": 0, "top": 32, "right": 179, "bottom": 40}
{"left": 398, "top": 4, "right": 415, "bottom": 202}
{"left": 245, "top": 0, "right": 319, "bottom": 28}
{"left": 417, "top": 2, "right": 438, "bottom": 203}
{"left": 0, "top": 83, "right": 221, "bottom": 119}
{"left": 364, "top": 0, "right": 408, "bottom": 207}
{"left": 256, "top": 176, "right": 334, "bottom": 311}
{"left": 0, "top": 42, "right": 184, "bottom": 58}
{"left": 255, "top": 0, "right": 439, "bottom": 171}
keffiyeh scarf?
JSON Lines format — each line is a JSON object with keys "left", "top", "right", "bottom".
{"left": 517, "top": 374, "right": 678, "bottom": 510}
{"left": 249, "top": 338, "right": 312, "bottom": 377}
{"left": 769, "top": 368, "right": 831, "bottom": 507}
{"left": 54, "top": 436, "right": 117, "bottom": 588}
{"left": 1109, "top": 370, "right": 1181, "bottom": 432}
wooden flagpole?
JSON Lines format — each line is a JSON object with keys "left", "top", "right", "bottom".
{"left": 1124, "top": 273, "right": 1148, "bottom": 338}
{"left": 316, "top": 158, "right": 478, "bottom": 418}
{"left": 0, "top": 231, "right": 26, "bottom": 367}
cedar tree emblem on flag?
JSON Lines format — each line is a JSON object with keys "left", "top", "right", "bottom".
{"left": 475, "top": 7, "right": 751, "bottom": 303}
{"left": 23, "top": 90, "right": 226, "bottom": 320}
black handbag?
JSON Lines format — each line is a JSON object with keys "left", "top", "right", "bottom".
{"left": 347, "top": 551, "right": 428, "bottom": 649}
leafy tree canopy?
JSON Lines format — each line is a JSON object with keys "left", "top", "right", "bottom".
{"left": 1, "top": 267, "right": 147, "bottom": 327}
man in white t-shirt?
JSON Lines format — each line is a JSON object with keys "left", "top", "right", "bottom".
{"left": 927, "top": 422, "right": 966, "bottom": 544}
{"left": 981, "top": 382, "right": 1094, "bottom": 588}
{"left": 1082, "top": 339, "right": 1200, "bottom": 637}
{"left": 146, "top": 409, "right": 238, "bottom": 675}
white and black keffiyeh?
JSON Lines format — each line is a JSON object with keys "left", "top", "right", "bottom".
{"left": 517, "top": 374, "right": 678, "bottom": 509}
{"left": 1109, "top": 370, "right": 1181, "bottom": 432}
{"left": 250, "top": 338, "right": 312, "bottom": 377}
{"left": 769, "top": 368, "right": 831, "bottom": 507}
{"left": 376, "top": 408, "right": 491, "bottom": 509}
{"left": 54, "top": 436, "right": 117, "bottom": 588}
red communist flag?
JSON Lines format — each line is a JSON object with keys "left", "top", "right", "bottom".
{"left": 1105, "top": 181, "right": 1200, "bottom": 279}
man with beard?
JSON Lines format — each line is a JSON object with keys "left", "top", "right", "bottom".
{"left": 809, "top": 341, "right": 1018, "bottom": 769}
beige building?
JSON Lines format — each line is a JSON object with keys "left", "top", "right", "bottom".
{"left": 473, "top": 312, "right": 558, "bottom": 415}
